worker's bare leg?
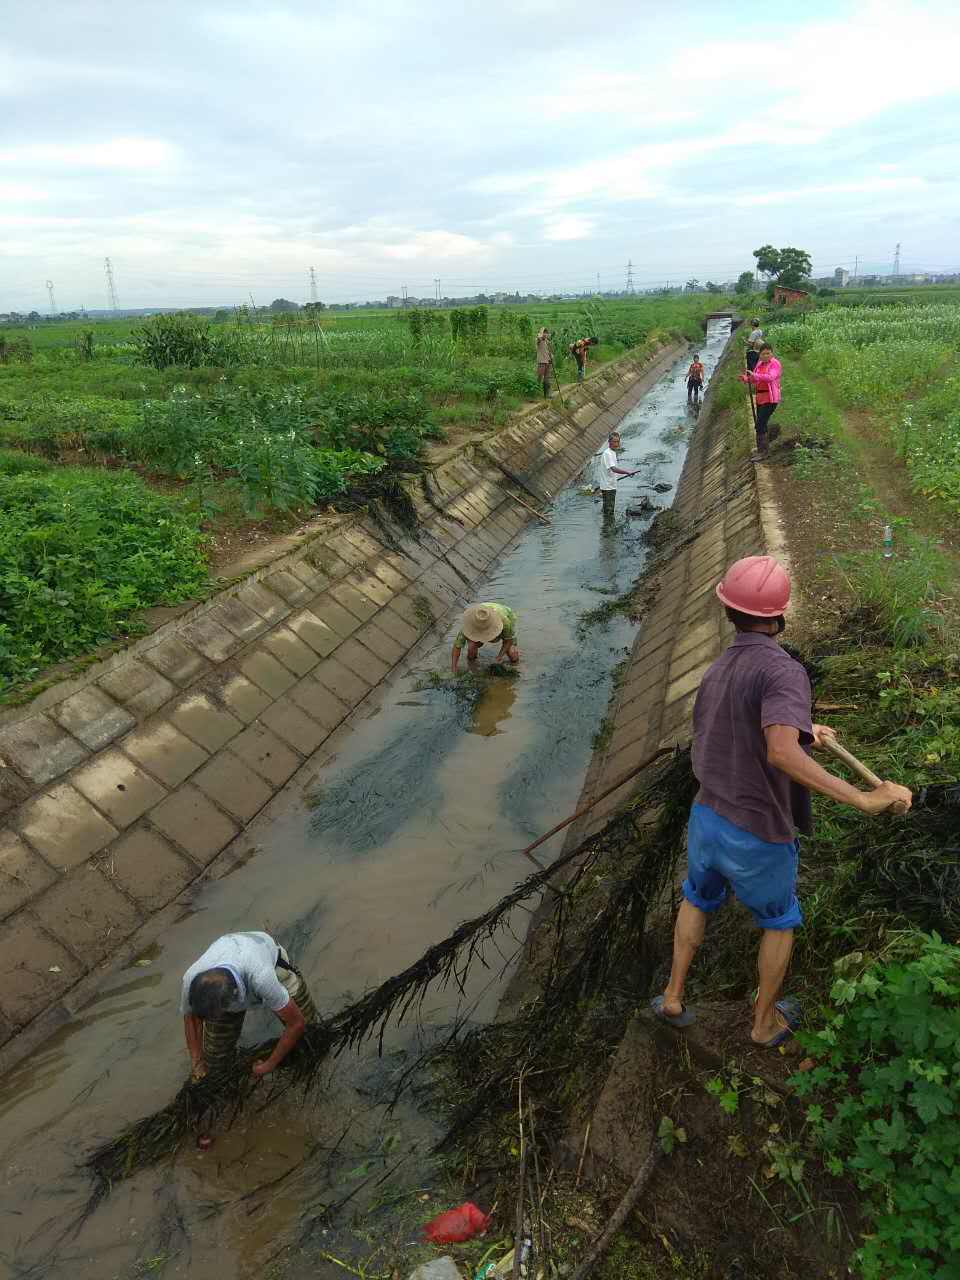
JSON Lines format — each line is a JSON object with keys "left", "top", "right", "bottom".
{"left": 496, "top": 643, "right": 520, "bottom": 664}
{"left": 661, "top": 899, "right": 707, "bottom": 1017}
{"left": 751, "top": 928, "right": 794, "bottom": 1043}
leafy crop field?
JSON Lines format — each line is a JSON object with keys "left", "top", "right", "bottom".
{"left": 772, "top": 300, "right": 960, "bottom": 513}
{"left": 0, "top": 295, "right": 717, "bottom": 695}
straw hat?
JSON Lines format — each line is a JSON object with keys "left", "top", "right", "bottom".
{"left": 461, "top": 604, "right": 503, "bottom": 643}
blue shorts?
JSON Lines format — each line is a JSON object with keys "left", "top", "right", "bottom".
{"left": 682, "top": 803, "right": 802, "bottom": 930}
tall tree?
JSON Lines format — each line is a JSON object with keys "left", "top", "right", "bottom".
{"left": 735, "top": 271, "right": 754, "bottom": 295}
{"left": 752, "top": 245, "right": 781, "bottom": 278}
{"left": 704, "top": 280, "right": 720, "bottom": 293}
{"left": 776, "top": 247, "right": 813, "bottom": 287}
{"left": 752, "top": 245, "right": 813, "bottom": 288}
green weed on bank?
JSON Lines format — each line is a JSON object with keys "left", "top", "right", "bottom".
{"left": 0, "top": 458, "right": 206, "bottom": 694}
{"left": 791, "top": 933, "right": 960, "bottom": 1280}
{"left": 838, "top": 537, "right": 951, "bottom": 647}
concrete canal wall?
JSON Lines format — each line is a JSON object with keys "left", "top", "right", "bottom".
{"left": 565, "top": 342, "right": 765, "bottom": 848}
{"left": 0, "top": 339, "right": 683, "bottom": 1054}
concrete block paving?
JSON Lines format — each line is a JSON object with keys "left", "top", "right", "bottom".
{"left": 71, "top": 751, "right": 168, "bottom": 829}
{"left": 14, "top": 783, "right": 118, "bottom": 870}
{"left": 149, "top": 785, "right": 239, "bottom": 864}
{"left": 0, "top": 829, "right": 56, "bottom": 919}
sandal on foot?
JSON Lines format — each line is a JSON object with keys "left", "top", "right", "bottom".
{"left": 650, "top": 995, "right": 696, "bottom": 1027}
{"left": 753, "top": 997, "right": 801, "bottom": 1049}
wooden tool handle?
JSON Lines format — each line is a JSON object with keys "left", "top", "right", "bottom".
{"left": 821, "top": 736, "right": 883, "bottom": 786}
{"left": 821, "top": 736, "right": 908, "bottom": 815}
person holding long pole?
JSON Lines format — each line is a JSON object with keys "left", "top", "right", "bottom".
{"left": 535, "top": 327, "right": 553, "bottom": 398}
{"left": 652, "top": 557, "right": 912, "bottom": 1048}
{"left": 740, "top": 342, "right": 781, "bottom": 460}
{"left": 596, "top": 431, "right": 638, "bottom": 519}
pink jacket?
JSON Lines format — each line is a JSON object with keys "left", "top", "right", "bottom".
{"left": 748, "top": 357, "right": 781, "bottom": 403}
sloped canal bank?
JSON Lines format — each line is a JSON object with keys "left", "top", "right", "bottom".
{"left": 0, "top": 322, "right": 732, "bottom": 1280}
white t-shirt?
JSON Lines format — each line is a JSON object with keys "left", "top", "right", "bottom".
{"left": 179, "top": 931, "right": 290, "bottom": 1015}
{"left": 596, "top": 446, "right": 619, "bottom": 491}
{"left": 748, "top": 327, "right": 764, "bottom": 350}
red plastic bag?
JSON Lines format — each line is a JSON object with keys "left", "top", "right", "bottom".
{"left": 421, "top": 1201, "right": 489, "bottom": 1244}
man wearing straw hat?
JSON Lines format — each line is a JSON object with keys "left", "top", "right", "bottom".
{"left": 451, "top": 602, "right": 519, "bottom": 673}
{"left": 181, "top": 930, "right": 317, "bottom": 1081}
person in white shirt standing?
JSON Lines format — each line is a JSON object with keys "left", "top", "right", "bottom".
{"left": 596, "top": 431, "right": 639, "bottom": 517}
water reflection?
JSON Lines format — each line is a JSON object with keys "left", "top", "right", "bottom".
{"left": 468, "top": 676, "right": 518, "bottom": 736}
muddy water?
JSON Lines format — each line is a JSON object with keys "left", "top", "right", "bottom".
{"left": 0, "top": 322, "right": 730, "bottom": 1280}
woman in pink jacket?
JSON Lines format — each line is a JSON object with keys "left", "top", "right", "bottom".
{"left": 739, "top": 342, "right": 781, "bottom": 458}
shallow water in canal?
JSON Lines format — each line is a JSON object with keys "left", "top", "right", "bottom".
{"left": 0, "top": 322, "right": 730, "bottom": 1280}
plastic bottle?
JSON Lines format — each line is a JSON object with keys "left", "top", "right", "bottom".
{"left": 883, "top": 524, "right": 893, "bottom": 559}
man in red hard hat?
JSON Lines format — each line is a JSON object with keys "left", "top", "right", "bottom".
{"left": 652, "top": 556, "right": 912, "bottom": 1048}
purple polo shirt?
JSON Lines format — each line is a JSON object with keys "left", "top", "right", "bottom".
{"left": 692, "top": 632, "right": 814, "bottom": 844}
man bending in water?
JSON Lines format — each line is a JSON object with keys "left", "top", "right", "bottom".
{"left": 181, "top": 931, "right": 311, "bottom": 1080}
{"left": 451, "top": 603, "right": 520, "bottom": 673}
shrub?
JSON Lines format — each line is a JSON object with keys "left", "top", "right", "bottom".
{"left": 0, "top": 335, "right": 33, "bottom": 364}
{"left": 791, "top": 933, "right": 960, "bottom": 1279}
{"left": 132, "top": 313, "right": 248, "bottom": 369}
{"left": 310, "top": 389, "right": 441, "bottom": 459}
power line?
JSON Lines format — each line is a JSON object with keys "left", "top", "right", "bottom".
{"left": 104, "top": 257, "right": 119, "bottom": 313}
{"left": 309, "top": 266, "right": 318, "bottom": 303}
{"left": 893, "top": 242, "right": 901, "bottom": 277}
{"left": 45, "top": 280, "right": 57, "bottom": 316}
{"left": 625, "top": 259, "right": 635, "bottom": 294}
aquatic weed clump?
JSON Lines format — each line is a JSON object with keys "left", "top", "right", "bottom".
{"left": 414, "top": 666, "right": 519, "bottom": 709}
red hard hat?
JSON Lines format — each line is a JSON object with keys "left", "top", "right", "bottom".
{"left": 715, "top": 556, "right": 790, "bottom": 616}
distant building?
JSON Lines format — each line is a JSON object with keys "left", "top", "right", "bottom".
{"left": 771, "top": 285, "right": 811, "bottom": 305}
{"left": 834, "top": 268, "right": 850, "bottom": 287}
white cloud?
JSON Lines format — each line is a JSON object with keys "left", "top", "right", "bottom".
{"left": 0, "top": 182, "right": 48, "bottom": 202}
{"left": 731, "top": 177, "right": 929, "bottom": 207}
{"left": 542, "top": 215, "right": 594, "bottom": 242}
{"left": 0, "top": 138, "right": 180, "bottom": 171}
{"left": 380, "top": 230, "right": 493, "bottom": 261}
{"left": 537, "top": 72, "right": 695, "bottom": 125}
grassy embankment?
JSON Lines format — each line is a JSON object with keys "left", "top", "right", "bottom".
{"left": 0, "top": 296, "right": 720, "bottom": 700}
{"left": 693, "top": 296, "right": 960, "bottom": 1279}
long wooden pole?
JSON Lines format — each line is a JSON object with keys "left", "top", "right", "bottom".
{"left": 505, "top": 490, "right": 550, "bottom": 524}
{"left": 516, "top": 744, "right": 675, "bottom": 867}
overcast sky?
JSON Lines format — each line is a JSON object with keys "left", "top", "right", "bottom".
{"left": 4, "top": 0, "right": 960, "bottom": 309}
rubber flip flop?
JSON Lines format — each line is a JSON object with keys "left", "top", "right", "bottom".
{"left": 754, "top": 997, "right": 801, "bottom": 1050}
{"left": 650, "top": 995, "right": 696, "bottom": 1027}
